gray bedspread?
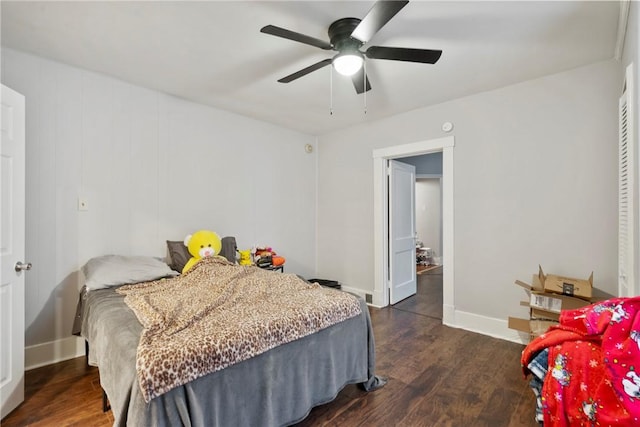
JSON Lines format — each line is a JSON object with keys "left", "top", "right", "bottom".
{"left": 78, "top": 285, "right": 383, "bottom": 426}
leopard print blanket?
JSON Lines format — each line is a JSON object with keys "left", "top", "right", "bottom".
{"left": 117, "top": 256, "right": 362, "bottom": 402}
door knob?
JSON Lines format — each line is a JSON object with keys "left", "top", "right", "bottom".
{"left": 15, "top": 261, "right": 32, "bottom": 272}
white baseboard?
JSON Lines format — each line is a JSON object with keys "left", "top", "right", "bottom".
{"left": 443, "top": 303, "right": 455, "bottom": 325}
{"left": 349, "top": 286, "right": 528, "bottom": 344}
{"left": 443, "top": 308, "right": 528, "bottom": 345}
{"left": 336, "top": 284, "right": 387, "bottom": 308}
{"left": 25, "top": 336, "right": 85, "bottom": 370}
{"left": 339, "top": 284, "right": 365, "bottom": 298}
{"left": 340, "top": 285, "right": 377, "bottom": 305}
{"left": 371, "top": 289, "right": 385, "bottom": 307}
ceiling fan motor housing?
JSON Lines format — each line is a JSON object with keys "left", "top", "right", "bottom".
{"left": 328, "top": 18, "right": 363, "bottom": 52}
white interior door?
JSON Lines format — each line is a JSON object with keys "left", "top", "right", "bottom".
{"left": 1, "top": 84, "right": 26, "bottom": 418}
{"left": 389, "top": 159, "right": 416, "bottom": 304}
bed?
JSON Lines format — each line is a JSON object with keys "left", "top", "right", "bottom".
{"left": 521, "top": 296, "right": 640, "bottom": 426}
{"left": 73, "top": 254, "right": 384, "bottom": 427}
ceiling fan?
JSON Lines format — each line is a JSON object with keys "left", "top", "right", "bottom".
{"left": 260, "top": 0, "right": 442, "bottom": 94}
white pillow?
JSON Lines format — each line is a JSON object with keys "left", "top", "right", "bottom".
{"left": 82, "top": 255, "right": 179, "bottom": 290}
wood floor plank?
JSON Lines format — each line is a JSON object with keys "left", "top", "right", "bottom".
{"left": 2, "top": 273, "right": 538, "bottom": 426}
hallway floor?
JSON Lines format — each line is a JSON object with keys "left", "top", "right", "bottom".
{"left": 393, "top": 266, "right": 443, "bottom": 320}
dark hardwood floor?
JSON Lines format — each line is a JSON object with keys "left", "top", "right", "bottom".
{"left": 1, "top": 357, "right": 114, "bottom": 427}
{"left": 2, "top": 270, "right": 537, "bottom": 426}
{"left": 394, "top": 266, "right": 444, "bottom": 320}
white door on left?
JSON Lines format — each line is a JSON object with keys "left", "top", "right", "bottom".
{"left": 1, "top": 84, "right": 26, "bottom": 419}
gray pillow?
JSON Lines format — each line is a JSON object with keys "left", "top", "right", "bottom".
{"left": 166, "top": 240, "right": 191, "bottom": 272}
{"left": 220, "top": 236, "right": 237, "bottom": 264}
{"left": 82, "top": 255, "right": 178, "bottom": 290}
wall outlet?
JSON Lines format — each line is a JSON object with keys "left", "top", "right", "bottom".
{"left": 78, "top": 197, "right": 89, "bottom": 211}
{"left": 365, "top": 293, "right": 372, "bottom": 304}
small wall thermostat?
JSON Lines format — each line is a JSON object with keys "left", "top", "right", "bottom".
{"left": 442, "top": 122, "right": 454, "bottom": 132}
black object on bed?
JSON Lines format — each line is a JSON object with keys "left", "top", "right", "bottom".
{"left": 309, "top": 278, "right": 341, "bottom": 290}
{"left": 74, "top": 276, "right": 384, "bottom": 426}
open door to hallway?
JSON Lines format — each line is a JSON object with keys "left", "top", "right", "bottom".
{"left": 388, "top": 160, "right": 417, "bottom": 304}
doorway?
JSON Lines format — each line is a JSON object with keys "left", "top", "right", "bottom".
{"left": 372, "top": 136, "right": 454, "bottom": 326}
{"left": 400, "top": 151, "right": 443, "bottom": 270}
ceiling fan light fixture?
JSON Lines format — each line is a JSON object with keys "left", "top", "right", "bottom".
{"left": 333, "top": 51, "right": 364, "bottom": 76}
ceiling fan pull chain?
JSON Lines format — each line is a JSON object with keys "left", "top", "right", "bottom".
{"left": 363, "top": 61, "right": 367, "bottom": 114}
{"left": 330, "top": 66, "right": 334, "bottom": 115}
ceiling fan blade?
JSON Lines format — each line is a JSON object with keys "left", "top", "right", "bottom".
{"left": 351, "top": 68, "right": 372, "bottom": 94}
{"left": 351, "top": 0, "right": 409, "bottom": 43}
{"left": 277, "top": 58, "right": 333, "bottom": 83}
{"left": 366, "top": 46, "right": 442, "bottom": 64}
{"left": 261, "top": 25, "right": 333, "bottom": 50}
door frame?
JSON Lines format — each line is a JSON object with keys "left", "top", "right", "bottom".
{"left": 372, "top": 136, "right": 454, "bottom": 324}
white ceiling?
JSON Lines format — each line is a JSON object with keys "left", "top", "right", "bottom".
{"left": 1, "top": 1, "right": 622, "bottom": 135}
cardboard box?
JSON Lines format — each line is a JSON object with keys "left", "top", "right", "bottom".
{"left": 530, "top": 307, "right": 560, "bottom": 322}
{"left": 511, "top": 267, "right": 614, "bottom": 342}
{"left": 518, "top": 301, "right": 560, "bottom": 321}
{"left": 515, "top": 277, "right": 593, "bottom": 317}
{"left": 518, "top": 273, "right": 612, "bottom": 301}
{"left": 538, "top": 265, "right": 593, "bottom": 300}
{"left": 508, "top": 317, "right": 558, "bottom": 339}
{"left": 531, "top": 291, "right": 591, "bottom": 313}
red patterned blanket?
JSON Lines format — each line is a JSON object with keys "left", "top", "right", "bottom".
{"left": 522, "top": 296, "right": 640, "bottom": 426}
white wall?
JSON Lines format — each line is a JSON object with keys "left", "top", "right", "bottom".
{"left": 1, "top": 48, "right": 317, "bottom": 365}
{"left": 415, "top": 178, "right": 441, "bottom": 259}
{"left": 317, "top": 59, "right": 621, "bottom": 339}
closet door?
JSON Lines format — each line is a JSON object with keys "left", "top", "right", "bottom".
{"left": 619, "top": 63, "right": 636, "bottom": 297}
{"left": 1, "top": 84, "right": 26, "bottom": 418}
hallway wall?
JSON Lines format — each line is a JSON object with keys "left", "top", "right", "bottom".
{"left": 416, "top": 178, "right": 442, "bottom": 261}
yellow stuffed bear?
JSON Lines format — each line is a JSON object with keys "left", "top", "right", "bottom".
{"left": 182, "top": 230, "right": 222, "bottom": 273}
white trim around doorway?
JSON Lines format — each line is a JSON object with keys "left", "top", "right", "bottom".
{"left": 372, "top": 136, "right": 455, "bottom": 326}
